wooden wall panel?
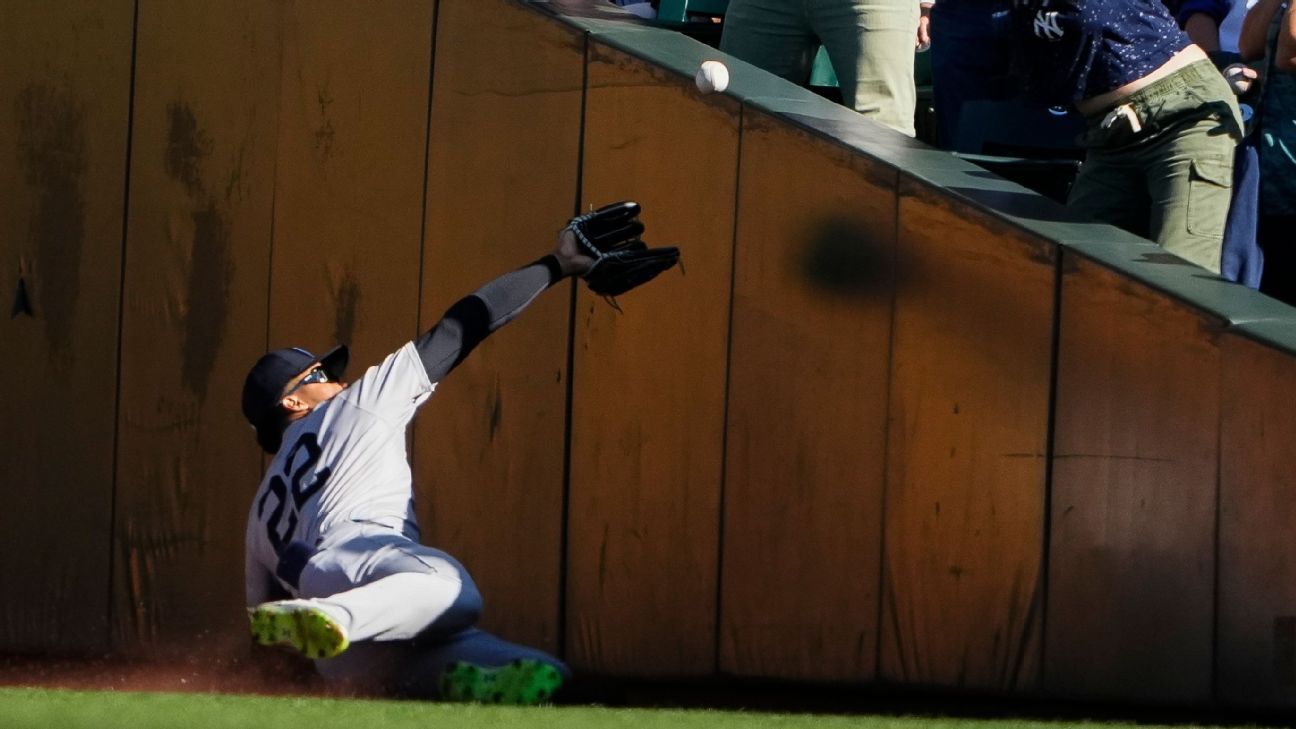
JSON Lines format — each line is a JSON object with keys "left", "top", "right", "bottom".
{"left": 0, "top": 0, "right": 133, "bottom": 653}
{"left": 1046, "top": 253, "right": 1219, "bottom": 702}
{"left": 720, "top": 111, "right": 893, "bottom": 681}
{"left": 113, "top": 0, "right": 282, "bottom": 658}
{"left": 1218, "top": 332, "right": 1296, "bottom": 707}
{"left": 268, "top": 0, "right": 432, "bottom": 377}
{"left": 414, "top": 0, "right": 582, "bottom": 655}
{"left": 567, "top": 41, "right": 738, "bottom": 676}
{"left": 879, "top": 181, "right": 1052, "bottom": 691}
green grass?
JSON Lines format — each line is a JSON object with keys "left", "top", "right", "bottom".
{"left": 0, "top": 687, "right": 1266, "bottom": 729}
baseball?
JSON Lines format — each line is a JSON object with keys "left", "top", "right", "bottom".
{"left": 695, "top": 60, "right": 729, "bottom": 94}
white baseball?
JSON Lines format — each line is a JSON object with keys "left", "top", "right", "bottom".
{"left": 695, "top": 60, "right": 729, "bottom": 94}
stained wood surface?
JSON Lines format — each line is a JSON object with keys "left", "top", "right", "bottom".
{"left": 566, "top": 41, "right": 739, "bottom": 676}
{"left": 720, "top": 111, "right": 894, "bottom": 682}
{"left": 880, "top": 179, "right": 1053, "bottom": 691}
{"left": 268, "top": 0, "right": 432, "bottom": 381}
{"left": 1217, "top": 332, "right": 1296, "bottom": 707}
{"left": 1046, "top": 253, "right": 1220, "bottom": 702}
{"left": 113, "top": 0, "right": 283, "bottom": 658}
{"left": 0, "top": 0, "right": 134, "bottom": 654}
{"left": 414, "top": 0, "right": 583, "bottom": 655}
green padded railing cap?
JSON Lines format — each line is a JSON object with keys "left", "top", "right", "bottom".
{"left": 1059, "top": 239, "right": 1293, "bottom": 327}
{"left": 1221, "top": 316, "right": 1296, "bottom": 357}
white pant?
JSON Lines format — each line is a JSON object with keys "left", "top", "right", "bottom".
{"left": 298, "top": 522, "right": 481, "bottom": 643}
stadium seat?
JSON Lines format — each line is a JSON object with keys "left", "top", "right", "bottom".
{"left": 952, "top": 97, "right": 1087, "bottom": 204}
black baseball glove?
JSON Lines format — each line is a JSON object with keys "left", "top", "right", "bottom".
{"left": 567, "top": 201, "right": 680, "bottom": 298}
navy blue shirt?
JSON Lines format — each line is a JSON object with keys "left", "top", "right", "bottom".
{"left": 1013, "top": 0, "right": 1193, "bottom": 104}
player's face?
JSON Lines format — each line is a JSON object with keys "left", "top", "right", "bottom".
{"left": 280, "top": 364, "right": 346, "bottom": 410}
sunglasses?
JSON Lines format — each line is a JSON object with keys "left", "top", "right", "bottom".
{"left": 284, "top": 366, "right": 330, "bottom": 396}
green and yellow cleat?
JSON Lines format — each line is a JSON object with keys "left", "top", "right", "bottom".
{"left": 440, "top": 659, "right": 565, "bottom": 705}
{"left": 248, "top": 599, "right": 350, "bottom": 660}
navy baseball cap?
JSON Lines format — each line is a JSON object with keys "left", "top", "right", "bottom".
{"left": 241, "top": 345, "right": 349, "bottom": 448}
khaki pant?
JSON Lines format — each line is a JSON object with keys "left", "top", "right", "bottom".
{"left": 720, "top": 0, "right": 919, "bottom": 136}
{"left": 1069, "top": 60, "right": 1243, "bottom": 274}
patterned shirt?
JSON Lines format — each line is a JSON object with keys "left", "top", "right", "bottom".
{"left": 1013, "top": 0, "right": 1192, "bottom": 104}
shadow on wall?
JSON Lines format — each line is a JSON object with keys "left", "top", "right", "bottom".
{"left": 798, "top": 215, "right": 895, "bottom": 300}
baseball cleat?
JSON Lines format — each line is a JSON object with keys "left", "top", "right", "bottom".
{"left": 248, "top": 599, "right": 349, "bottom": 660}
{"left": 440, "top": 659, "right": 565, "bottom": 705}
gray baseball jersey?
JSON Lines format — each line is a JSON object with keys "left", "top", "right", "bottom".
{"left": 244, "top": 342, "right": 435, "bottom": 606}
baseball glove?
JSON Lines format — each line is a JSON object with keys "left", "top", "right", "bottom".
{"left": 567, "top": 201, "right": 681, "bottom": 298}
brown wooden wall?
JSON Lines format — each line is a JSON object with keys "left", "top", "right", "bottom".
{"left": 0, "top": 0, "right": 134, "bottom": 654}
{"left": 7, "top": 0, "right": 1296, "bottom": 712}
{"left": 416, "top": 0, "right": 579, "bottom": 657}
{"left": 720, "top": 110, "right": 891, "bottom": 682}
{"left": 882, "top": 181, "right": 1051, "bottom": 692}
{"left": 113, "top": 0, "right": 284, "bottom": 658}
{"left": 567, "top": 39, "right": 737, "bottom": 677}
{"left": 1046, "top": 256, "right": 1221, "bottom": 702}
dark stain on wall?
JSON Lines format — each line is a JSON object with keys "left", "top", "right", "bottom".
{"left": 166, "top": 100, "right": 231, "bottom": 401}
{"left": 331, "top": 268, "right": 360, "bottom": 347}
{"left": 15, "top": 81, "right": 87, "bottom": 369}
{"left": 165, "top": 101, "right": 211, "bottom": 197}
{"left": 182, "top": 202, "right": 233, "bottom": 400}
{"left": 314, "top": 82, "right": 335, "bottom": 162}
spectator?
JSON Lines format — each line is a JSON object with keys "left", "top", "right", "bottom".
{"left": 1240, "top": 0, "right": 1296, "bottom": 303}
{"left": 719, "top": 0, "right": 923, "bottom": 136}
{"left": 1012, "top": 0, "right": 1244, "bottom": 274}
{"left": 926, "top": 0, "right": 1017, "bottom": 149}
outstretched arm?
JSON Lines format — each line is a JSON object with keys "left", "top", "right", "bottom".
{"left": 1279, "top": 3, "right": 1296, "bottom": 70}
{"left": 415, "top": 229, "right": 591, "bottom": 384}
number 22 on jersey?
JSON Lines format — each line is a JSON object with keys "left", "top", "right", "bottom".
{"left": 257, "top": 432, "right": 331, "bottom": 554}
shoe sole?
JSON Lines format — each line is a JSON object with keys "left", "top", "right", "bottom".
{"left": 248, "top": 603, "right": 349, "bottom": 660}
{"left": 440, "top": 659, "right": 564, "bottom": 705}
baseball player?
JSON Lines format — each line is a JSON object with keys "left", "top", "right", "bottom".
{"left": 239, "top": 207, "right": 666, "bottom": 704}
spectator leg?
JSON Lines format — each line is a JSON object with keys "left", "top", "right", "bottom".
{"left": 1143, "top": 114, "right": 1238, "bottom": 275}
{"left": 719, "top": 0, "right": 818, "bottom": 86}
{"left": 1068, "top": 149, "right": 1155, "bottom": 240}
{"left": 811, "top": 0, "right": 919, "bottom": 136}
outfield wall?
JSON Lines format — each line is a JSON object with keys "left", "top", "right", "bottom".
{"left": 3, "top": 0, "right": 1296, "bottom": 709}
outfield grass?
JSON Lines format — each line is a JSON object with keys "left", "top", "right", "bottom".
{"left": 0, "top": 687, "right": 1268, "bottom": 729}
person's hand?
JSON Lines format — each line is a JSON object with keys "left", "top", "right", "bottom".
{"left": 917, "top": 3, "right": 932, "bottom": 51}
{"left": 1223, "top": 63, "right": 1259, "bottom": 96}
{"left": 554, "top": 227, "right": 596, "bottom": 277}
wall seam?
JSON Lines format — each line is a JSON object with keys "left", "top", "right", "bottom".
{"left": 1037, "top": 244, "right": 1065, "bottom": 694}
{"left": 557, "top": 28, "right": 590, "bottom": 663}
{"left": 873, "top": 169, "right": 902, "bottom": 682}
{"left": 712, "top": 101, "right": 744, "bottom": 676}
{"left": 107, "top": 0, "right": 142, "bottom": 655}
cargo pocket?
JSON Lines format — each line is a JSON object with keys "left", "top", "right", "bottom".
{"left": 1186, "top": 158, "right": 1232, "bottom": 237}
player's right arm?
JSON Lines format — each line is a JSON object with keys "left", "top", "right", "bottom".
{"left": 414, "top": 231, "right": 592, "bottom": 385}
{"left": 337, "top": 231, "right": 592, "bottom": 424}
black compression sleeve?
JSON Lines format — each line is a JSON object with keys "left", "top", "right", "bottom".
{"left": 414, "top": 255, "right": 565, "bottom": 383}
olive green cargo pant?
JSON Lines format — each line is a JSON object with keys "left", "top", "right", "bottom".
{"left": 1069, "top": 59, "right": 1243, "bottom": 274}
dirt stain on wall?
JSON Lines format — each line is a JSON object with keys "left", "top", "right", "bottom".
{"left": 165, "top": 100, "right": 232, "bottom": 400}
{"left": 165, "top": 101, "right": 211, "bottom": 198}
{"left": 183, "top": 203, "right": 233, "bottom": 400}
{"left": 330, "top": 268, "right": 360, "bottom": 347}
{"left": 15, "top": 81, "right": 88, "bottom": 369}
